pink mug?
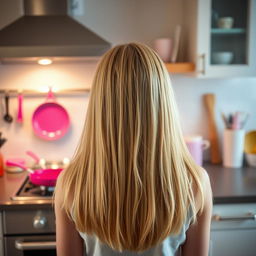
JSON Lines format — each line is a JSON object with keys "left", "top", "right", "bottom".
{"left": 184, "top": 136, "right": 210, "bottom": 166}
{"left": 153, "top": 38, "right": 172, "bottom": 62}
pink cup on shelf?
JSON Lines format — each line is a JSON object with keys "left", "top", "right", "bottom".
{"left": 184, "top": 135, "right": 210, "bottom": 166}
{"left": 153, "top": 38, "right": 172, "bottom": 62}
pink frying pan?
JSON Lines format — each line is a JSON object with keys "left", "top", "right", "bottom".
{"left": 7, "top": 161, "right": 63, "bottom": 187}
{"left": 29, "top": 168, "right": 62, "bottom": 186}
{"left": 32, "top": 89, "right": 70, "bottom": 141}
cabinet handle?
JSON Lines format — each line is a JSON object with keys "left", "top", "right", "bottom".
{"left": 15, "top": 240, "right": 56, "bottom": 250}
{"left": 197, "top": 53, "right": 206, "bottom": 75}
{"left": 212, "top": 212, "right": 256, "bottom": 222}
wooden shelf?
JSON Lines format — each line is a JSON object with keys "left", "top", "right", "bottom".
{"left": 165, "top": 62, "right": 195, "bottom": 73}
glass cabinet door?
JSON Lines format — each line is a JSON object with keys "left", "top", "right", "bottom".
{"left": 194, "top": 0, "right": 256, "bottom": 77}
{"left": 210, "top": 0, "right": 249, "bottom": 66}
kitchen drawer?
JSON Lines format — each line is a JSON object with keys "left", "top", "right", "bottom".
{"left": 2, "top": 209, "right": 55, "bottom": 235}
{"left": 210, "top": 203, "right": 256, "bottom": 256}
{"left": 210, "top": 229, "right": 256, "bottom": 256}
{"left": 212, "top": 203, "right": 256, "bottom": 230}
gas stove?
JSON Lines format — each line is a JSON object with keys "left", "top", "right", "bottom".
{"left": 11, "top": 176, "right": 55, "bottom": 201}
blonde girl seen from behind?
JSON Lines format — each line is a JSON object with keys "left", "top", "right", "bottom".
{"left": 55, "top": 42, "right": 212, "bottom": 256}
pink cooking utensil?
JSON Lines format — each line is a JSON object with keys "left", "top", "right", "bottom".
{"left": 26, "top": 150, "right": 40, "bottom": 164}
{"left": 5, "top": 158, "right": 26, "bottom": 173}
{"left": 17, "top": 92, "right": 23, "bottom": 123}
{"left": 32, "top": 88, "right": 70, "bottom": 141}
{"left": 6, "top": 160, "right": 63, "bottom": 187}
{"left": 29, "top": 168, "right": 63, "bottom": 186}
{"left": 6, "top": 161, "right": 34, "bottom": 174}
{"left": 26, "top": 150, "right": 46, "bottom": 169}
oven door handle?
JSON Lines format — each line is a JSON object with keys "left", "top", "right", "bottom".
{"left": 15, "top": 240, "right": 56, "bottom": 250}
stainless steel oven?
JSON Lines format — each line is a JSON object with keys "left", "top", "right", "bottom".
{"left": 3, "top": 208, "right": 56, "bottom": 256}
{"left": 5, "top": 235, "right": 56, "bottom": 256}
{"left": 2, "top": 176, "right": 56, "bottom": 256}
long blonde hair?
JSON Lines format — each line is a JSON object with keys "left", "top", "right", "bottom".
{"left": 58, "top": 42, "right": 203, "bottom": 252}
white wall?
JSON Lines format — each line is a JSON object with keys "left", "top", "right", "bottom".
{"left": 0, "top": 0, "right": 255, "bottom": 164}
{"left": 0, "top": 63, "right": 95, "bottom": 161}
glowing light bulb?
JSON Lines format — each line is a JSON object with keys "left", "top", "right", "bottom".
{"left": 38, "top": 58, "right": 52, "bottom": 65}
{"left": 38, "top": 86, "right": 51, "bottom": 93}
{"left": 38, "top": 86, "right": 59, "bottom": 93}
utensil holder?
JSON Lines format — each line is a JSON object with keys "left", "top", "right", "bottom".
{"left": 223, "top": 129, "right": 245, "bottom": 168}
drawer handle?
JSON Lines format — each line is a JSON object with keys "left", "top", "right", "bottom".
{"left": 15, "top": 240, "right": 56, "bottom": 250}
{"left": 212, "top": 212, "right": 256, "bottom": 222}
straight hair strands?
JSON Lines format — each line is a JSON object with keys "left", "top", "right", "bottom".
{"left": 57, "top": 42, "right": 204, "bottom": 252}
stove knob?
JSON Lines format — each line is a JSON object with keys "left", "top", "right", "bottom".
{"left": 33, "top": 215, "right": 47, "bottom": 229}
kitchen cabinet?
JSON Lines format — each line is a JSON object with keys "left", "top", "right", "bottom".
{"left": 210, "top": 203, "right": 256, "bottom": 256}
{"left": 185, "top": 0, "right": 256, "bottom": 77}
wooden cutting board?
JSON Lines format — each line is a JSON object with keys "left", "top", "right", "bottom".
{"left": 203, "top": 93, "right": 221, "bottom": 164}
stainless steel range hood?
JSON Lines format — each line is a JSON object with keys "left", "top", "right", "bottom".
{"left": 0, "top": 0, "right": 111, "bottom": 64}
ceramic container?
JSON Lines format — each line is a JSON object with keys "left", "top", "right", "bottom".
{"left": 223, "top": 129, "right": 245, "bottom": 168}
{"left": 184, "top": 135, "right": 210, "bottom": 166}
{"left": 244, "top": 130, "right": 256, "bottom": 154}
{"left": 153, "top": 38, "right": 172, "bottom": 62}
{"left": 217, "top": 17, "right": 234, "bottom": 29}
{"left": 245, "top": 153, "right": 256, "bottom": 167}
{"left": 212, "top": 51, "right": 234, "bottom": 64}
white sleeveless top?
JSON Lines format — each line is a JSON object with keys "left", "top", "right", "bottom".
{"left": 78, "top": 212, "right": 193, "bottom": 256}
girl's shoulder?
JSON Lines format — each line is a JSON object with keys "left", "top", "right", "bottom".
{"left": 54, "top": 171, "right": 65, "bottom": 206}
{"left": 193, "top": 167, "right": 212, "bottom": 215}
{"left": 54, "top": 169, "right": 74, "bottom": 209}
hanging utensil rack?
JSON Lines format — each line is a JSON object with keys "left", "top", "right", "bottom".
{"left": 0, "top": 88, "right": 90, "bottom": 97}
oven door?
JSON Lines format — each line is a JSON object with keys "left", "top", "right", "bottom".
{"left": 4, "top": 235, "right": 56, "bottom": 256}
